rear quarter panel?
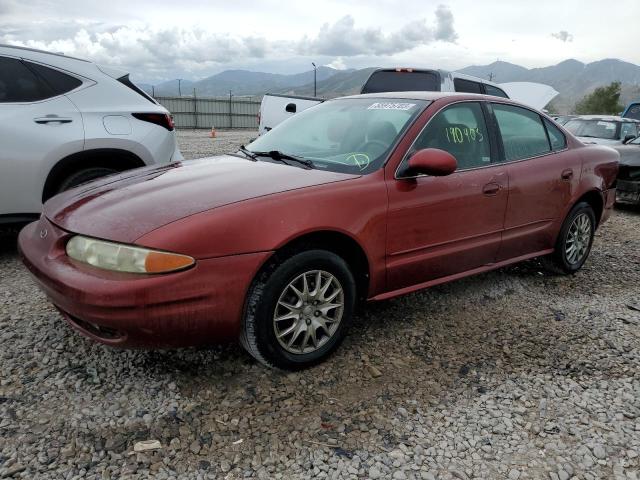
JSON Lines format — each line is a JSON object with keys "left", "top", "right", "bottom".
{"left": 574, "top": 143, "right": 619, "bottom": 223}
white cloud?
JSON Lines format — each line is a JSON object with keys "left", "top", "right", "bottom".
{"left": 551, "top": 30, "right": 574, "bottom": 42}
{"left": 0, "top": 5, "right": 456, "bottom": 80}
{"left": 325, "top": 57, "right": 347, "bottom": 70}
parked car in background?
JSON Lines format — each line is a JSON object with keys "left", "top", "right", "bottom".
{"left": 20, "top": 92, "right": 618, "bottom": 369}
{"left": 614, "top": 135, "right": 640, "bottom": 205}
{"left": 258, "top": 67, "right": 558, "bottom": 135}
{"left": 622, "top": 102, "right": 640, "bottom": 121}
{"left": 552, "top": 115, "right": 578, "bottom": 125}
{"left": 0, "top": 44, "right": 182, "bottom": 225}
{"left": 563, "top": 115, "right": 640, "bottom": 146}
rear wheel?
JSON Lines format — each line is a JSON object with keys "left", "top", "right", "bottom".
{"left": 242, "top": 249, "right": 356, "bottom": 370}
{"left": 55, "top": 167, "right": 119, "bottom": 194}
{"left": 543, "top": 201, "right": 596, "bottom": 274}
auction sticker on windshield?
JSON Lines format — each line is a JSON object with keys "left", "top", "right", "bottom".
{"left": 367, "top": 102, "right": 416, "bottom": 110}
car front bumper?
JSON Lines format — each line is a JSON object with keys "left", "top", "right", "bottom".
{"left": 616, "top": 179, "right": 640, "bottom": 205}
{"left": 18, "top": 217, "right": 271, "bottom": 348}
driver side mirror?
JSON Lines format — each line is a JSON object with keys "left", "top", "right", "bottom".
{"left": 401, "top": 148, "right": 458, "bottom": 178}
{"left": 623, "top": 134, "right": 637, "bottom": 144}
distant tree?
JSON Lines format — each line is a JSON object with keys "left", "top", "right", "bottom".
{"left": 573, "top": 82, "right": 624, "bottom": 115}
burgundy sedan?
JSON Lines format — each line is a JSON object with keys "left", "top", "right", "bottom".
{"left": 19, "top": 92, "right": 619, "bottom": 369}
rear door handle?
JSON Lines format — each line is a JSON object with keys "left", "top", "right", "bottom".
{"left": 482, "top": 182, "right": 501, "bottom": 196}
{"left": 561, "top": 169, "right": 574, "bottom": 180}
{"left": 34, "top": 116, "right": 73, "bottom": 124}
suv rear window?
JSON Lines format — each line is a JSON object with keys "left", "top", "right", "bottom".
{"left": 361, "top": 70, "right": 440, "bottom": 94}
{"left": 25, "top": 61, "right": 82, "bottom": 96}
{"left": 117, "top": 74, "right": 157, "bottom": 104}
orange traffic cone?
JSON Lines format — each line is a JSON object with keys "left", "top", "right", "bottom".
{"left": 209, "top": 126, "right": 216, "bottom": 138}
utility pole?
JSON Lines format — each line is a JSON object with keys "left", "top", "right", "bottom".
{"left": 312, "top": 62, "right": 317, "bottom": 97}
{"left": 488, "top": 72, "right": 494, "bottom": 82}
{"left": 178, "top": 79, "right": 182, "bottom": 97}
{"left": 151, "top": 85, "right": 155, "bottom": 97}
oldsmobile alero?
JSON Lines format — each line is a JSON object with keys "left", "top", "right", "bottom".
{"left": 18, "top": 92, "right": 619, "bottom": 369}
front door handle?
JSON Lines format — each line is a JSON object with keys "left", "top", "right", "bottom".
{"left": 561, "top": 168, "right": 574, "bottom": 180}
{"left": 34, "top": 116, "right": 73, "bottom": 124}
{"left": 482, "top": 182, "right": 501, "bottom": 196}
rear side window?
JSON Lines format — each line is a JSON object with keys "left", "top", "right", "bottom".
{"left": 493, "top": 103, "right": 551, "bottom": 161}
{"left": 544, "top": 119, "right": 567, "bottom": 151}
{"left": 361, "top": 70, "right": 440, "bottom": 94}
{"left": 0, "top": 57, "right": 51, "bottom": 102}
{"left": 453, "top": 78, "right": 483, "bottom": 94}
{"left": 25, "top": 62, "right": 82, "bottom": 96}
{"left": 412, "top": 102, "right": 491, "bottom": 170}
{"left": 484, "top": 84, "right": 509, "bottom": 98}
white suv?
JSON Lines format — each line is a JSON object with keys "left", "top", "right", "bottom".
{"left": 0, "top": 44, "right": 183, "bottom": 224}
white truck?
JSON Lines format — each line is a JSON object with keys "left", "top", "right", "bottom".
{"left": 258, "top": 67, "right": 559, "bottom": 135}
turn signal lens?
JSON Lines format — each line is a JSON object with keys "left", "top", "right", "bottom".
{"left": 66, "top": 236, "right": 195, "bottom": 274}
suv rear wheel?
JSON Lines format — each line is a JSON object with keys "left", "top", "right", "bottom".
{"left": 242, "top": 249, "right": 356, "bottom": 370}
{"left": 55, "top": 167, "right": 119, "bottom": 194}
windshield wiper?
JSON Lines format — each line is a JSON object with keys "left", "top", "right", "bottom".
{"left": 249, "top": 149, "right": 314, "bottom": 169}
{"left": 236, "top": 145, "right": 258, "bottom": 161}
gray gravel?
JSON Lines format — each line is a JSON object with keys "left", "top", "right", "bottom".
{"left": 1, "top": 129, "right": 639, "bottom": 479}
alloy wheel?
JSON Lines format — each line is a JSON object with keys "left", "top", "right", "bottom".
{"left": 273, "top": 270, "right": 344, "bottom": 354}
{"left": 565, "top": 212, "right": 592, "bottom": 265}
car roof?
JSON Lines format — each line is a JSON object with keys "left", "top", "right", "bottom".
{"left": 0, "top": 43, "right": 90, "bottom": 63}
{"left": 340, "top": 91, "right": 490, "bottom": 101}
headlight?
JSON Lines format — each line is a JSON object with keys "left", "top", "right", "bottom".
{"left": 65, "top": 236, "right": 195, "bottom": 274}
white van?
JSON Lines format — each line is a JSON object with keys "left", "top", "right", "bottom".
{"left": 258, "top": 67, "right": 558, "bottom": 135}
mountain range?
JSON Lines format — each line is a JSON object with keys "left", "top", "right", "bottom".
{"left": 140, "top": 59, "right": 640, "bottom": 113}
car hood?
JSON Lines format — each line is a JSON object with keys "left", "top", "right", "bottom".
{"left": 44, "top": 155, "right": 359, "bottom": 243}
{"left": 614, "top": 144, "right": 640, "bottom": 166}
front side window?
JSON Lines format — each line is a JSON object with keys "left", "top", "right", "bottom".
{"left": 247, "top": 98, "right": 428, "bottom": 174}
{"left": 484, "top": 84, "right": 509, "bottom": 98}
{"left": 411, "top": 102, "right": 491, "bottom": 170}
{"left": 493, "top": 103, "right": 551, "bottom": 161}
{"left": 454, "top": 78, "right": 483, "bottom": 94}
{"left": 544, "top": 119, "right": 567, "bottom": 151}
{"left": 0, "top": 56, "right": 51, "bottom": 102}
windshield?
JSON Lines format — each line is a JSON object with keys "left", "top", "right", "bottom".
{"left": 624, "top": 103, "right": 640, "bottom": 121}
{"left": 247, "top": 98, "right": 428, "bottom": 174}
{"left": 564, "top": 119, "right": 620, "bottom": 140}
{"left": 631, "top": 136, "right": 640, "bottom": 145}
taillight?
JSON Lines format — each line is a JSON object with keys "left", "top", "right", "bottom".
{"left": 132, "top": 113, "right": 175, "bottom": 131}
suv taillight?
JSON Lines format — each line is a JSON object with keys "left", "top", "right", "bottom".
{"left": 132, "top": 113, "right": 175, "bottom": 131}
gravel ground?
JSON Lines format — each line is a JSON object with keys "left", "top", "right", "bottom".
{"left": 1, "top": 130, "right": 639, "bottom": 479}
{"left": 176, "top": 129, "right": 257, "bottom": 160}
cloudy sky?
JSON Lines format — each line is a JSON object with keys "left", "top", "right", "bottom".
{"left": 1, "top": 0, "right": 638, "bottom": 84}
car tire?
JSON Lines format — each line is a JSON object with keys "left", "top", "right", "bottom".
{"left": 543, "top": 201, "right": 596, "bottom": 275}
{"left": 56, "top": 167, "right": 119, "bottom": 194}
{"left": 241, "top": 249, "right": 356, "bottom": 370}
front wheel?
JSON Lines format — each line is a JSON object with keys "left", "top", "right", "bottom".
{"left": 543, "top": 201, "right": 596, "bottom": 274}
{"left": 241, "top": 250, "right": 356, "bottom": 370}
